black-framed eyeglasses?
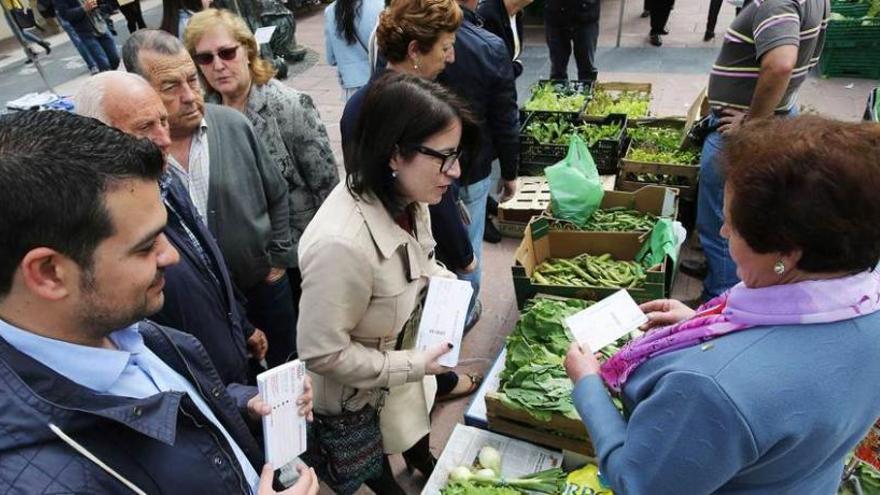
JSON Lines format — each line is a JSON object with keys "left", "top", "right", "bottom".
{"left": 410, "top": 144, "right": 462, "bottom": 173}
{"left": 193, "top": 45, "right": 240, "bottom": 66}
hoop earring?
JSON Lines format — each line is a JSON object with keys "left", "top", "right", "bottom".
{"left": 774, "top": 260, "right": 785, "bottom": 275}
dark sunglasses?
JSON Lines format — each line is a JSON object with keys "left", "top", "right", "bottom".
{"left": 193, "top": 45, "right": 240, "bottom": 66}
{"left": 409, "top": 144, "right": 462, "bottom": 173}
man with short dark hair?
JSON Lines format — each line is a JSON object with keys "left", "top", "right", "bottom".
{"left": 0, "top": 110, "right": 316, "bottom": 494}
{"left": 123, "top": 29, "right": 299, "bottom": 367}
{"left": 75, "top": 71, "right": 269, "bottom": 389}
{"left": 695, "top": 0, "right": 828, "bottom": 300}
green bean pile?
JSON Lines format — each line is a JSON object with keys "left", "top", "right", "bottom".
{"left": 550, "top": 206, "right": 658, "bottom": 232}
{"left": 624, "top": 172, "right": 692, "bottom": 186}
{"left": 533, "top": 253, "right": 646, "bottom": 288}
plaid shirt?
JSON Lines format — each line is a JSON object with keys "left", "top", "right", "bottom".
{"left": 167, "top": 119, "right": 211, "bottom": 221}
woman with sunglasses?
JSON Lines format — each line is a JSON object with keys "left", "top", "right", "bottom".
{"left": 184, "top": 8, "right": 339, "bottom": 318}
{"left": 297, "top": 72, "right": 478, "bottom": 495}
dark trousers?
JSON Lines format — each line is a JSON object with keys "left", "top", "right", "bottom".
{"left": 706, "top": 0, "right": 742, "bottom": 34}
{"left": 648, "top": 0, "right": 674, "bottom": 35}
{"left": 545, "top": 20, "right": 599, "bottom": 80}
{"left": 119, "top": 1, "right": 146, "bottom": 33}
{"left": 244, "top": 274, "right": 298, "bottom": 368}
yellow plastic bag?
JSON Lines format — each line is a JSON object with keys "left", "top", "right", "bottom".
{"left": 563, "top": 464, "right": 614, "bottom": 495}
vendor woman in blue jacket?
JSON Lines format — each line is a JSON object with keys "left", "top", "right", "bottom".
{"left": 565, "top": 115, "right": 880, "bottom": 494}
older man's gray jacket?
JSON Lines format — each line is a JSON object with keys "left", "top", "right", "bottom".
{"left": 203, "top": 103, "right": 294, "bottom": 290}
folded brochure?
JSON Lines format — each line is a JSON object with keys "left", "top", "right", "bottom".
{"left": 565, "top": 289, "right": 647, "bottom": 352}
{"left": 257, "top": 359, "right": 308, "bottom": 469}
{"left": 415, "top": 276, "right": 473, "bottom": 368}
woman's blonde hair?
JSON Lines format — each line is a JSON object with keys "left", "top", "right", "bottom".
{"left": 376, "top": 0, "right": 462, "bottom": 64}
{"left": 183, "top": 8, "right": 277, "bottom": 89}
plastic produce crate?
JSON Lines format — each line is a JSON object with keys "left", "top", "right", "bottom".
{"left": 519, "top": 113, "right": 627, "bottom": 175}
{"left": 520, "top": 79, "right": 595, "bottom": 121}
{"left": 819, "top": 47, "right": 880, "bottom": 79}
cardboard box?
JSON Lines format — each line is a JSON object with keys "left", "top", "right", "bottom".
{"left": 512, "top": 218, "right": 670, "bottom": 308}
{"left": 547, "top": 184, "right": 679, "bottom": 227}
{"left": 618, "top": 119, "right": 699, "bottom": 201}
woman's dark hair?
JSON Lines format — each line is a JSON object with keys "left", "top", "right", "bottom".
{"left": 722, "top": 115, "right": 880, "bottom": 274}
{"left": 0, "top": 111, "right": 164, "bottom": 298}
{"left": 334, "top": 0, "right": 363, "bottom": 45}
{"left": 345, "top": 72, "right": 479, "bottom": 211}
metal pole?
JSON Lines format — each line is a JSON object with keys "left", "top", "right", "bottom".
{"left": 616, "top": 0, "right": 626, "bottom": 47}
{"left": 2, "top": 8, "right": 55, "bottom": 93}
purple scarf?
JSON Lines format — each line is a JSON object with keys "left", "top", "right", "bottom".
{"left": 600, "top": 271, "right": 880, "bottom": 392}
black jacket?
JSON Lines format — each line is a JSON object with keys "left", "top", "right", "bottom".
{"left": 544, "top": 0, "right": 600, "bottom": 25}
{"left": 440, "top": 7, "right": 519, "bottom": 184}
{"left": 151, "top": 171, "right": 256, "bottom": 388}
{"left": 0, "top": 320, "right": 263, "bottom": 494}
{"left": 52, "top": 0, "right": 106, "bottom": 36}
{"left": 340, "top": 70, "right": 475, "bottom": 271}
{"left": 476, "top": 0, "right": 525, "bottom": 77}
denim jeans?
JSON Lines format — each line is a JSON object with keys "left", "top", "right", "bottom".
{"left": 545, "top": 21, "right": 599, "bottom": 80}
{"left": 697, "top": 108, "right": 797, "bottom": 299}
{"left": 458, "top": 174, "right": 492, "bottom": 313}
{"left": 58, "top": 17, "right": 96, "bottom": 70}
{"left": 244, "top": 274, "right": 298, "bottom": 367}
{"left": 80, "top": 32, "right": 119, "bottom": 71}
{"left": 696, "top": 116, "right": 739, "bottom": 299}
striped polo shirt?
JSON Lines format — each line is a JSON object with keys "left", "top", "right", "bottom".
{"left": 707, "top": 0, "right": 830, "bottom": 112}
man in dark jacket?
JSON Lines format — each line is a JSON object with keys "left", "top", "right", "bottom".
{"left": 440, "top": 0, "right": 519, "bottom": 319}
{"left": 74, "top": 71, "right": 269, "bottom": 388}
{"left": 476, "top": 0, "right": 531, "bottom": 78}
{"left": 544, "top": 0, "right": 600, "bottom": 79}
{"left": 123, "top": 29, "right": 299, "bottom": 367}
{"left": 0, "top": 110, "right": 317, "bottom": 494}
{"left": 52, "top": 0, "right": 119, "bottom": 70}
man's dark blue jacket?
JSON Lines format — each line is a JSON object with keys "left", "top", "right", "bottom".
{"left": 0, "top": 320, "right": 263, "bottom": 494}
{"left": 151, "top": 172, "right": 256, "bottom": 388}
{"left": 439, "top": 6, "right": 519, "bottom": 185}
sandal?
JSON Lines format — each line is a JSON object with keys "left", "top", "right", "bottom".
{"left": 437, "top": 372, "right": 483, "bottom": 402}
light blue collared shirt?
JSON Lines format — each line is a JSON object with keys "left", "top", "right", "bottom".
{"left": 0, "top": 319, "right": 260, "bottom": 493}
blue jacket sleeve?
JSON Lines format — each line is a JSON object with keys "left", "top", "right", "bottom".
{"left": 486, "top": 42, "right": 520, "bottom": 181}
{"left": 572, "top": 372, "right": 759, "bottom": 494}
{"left": 53, "top": 0, "right": 86, "bottom": 24}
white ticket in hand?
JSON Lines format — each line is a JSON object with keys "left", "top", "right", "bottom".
{"left": 415, "top": 277, "right": 473, "bottom": 368}
{"left": 257, "top": 359, "right": 308, "bottom": 469}
{"left": 566, "top": 289, "right": 648, "bottom": 352}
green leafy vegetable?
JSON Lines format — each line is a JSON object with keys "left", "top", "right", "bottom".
{"left": 524, "top": 82, "right": 588, "bottom": 113}
{"left": 626, "top": 126, "right": 699, "bottom": 165}
{"left": 524, "top": 115, "right": 622, "bottom": 146}
{"left": 585, "top": 88, "right": 650, "bottom": 118}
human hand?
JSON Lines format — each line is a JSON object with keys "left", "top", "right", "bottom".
{"left": 564, "top": 342, "right": 601, "bottom": 383}
{"left": 497, "top": 179, "right": 517, "bottom": 203}
{"left": 257, "top": 463, "right": 319, "bottom": 495}
{"left": 266, "top": 267, "right": 286, "bottom": 283}
{"left": 83, "top": 0, "right": 97, "bottom": 10}
{"left": 638, "top": 299, "right": 696, "bottom": 331}
{"left": 718, "top": 108, "right": 747, "bottom": 135}
{"left": 246, "top": 374, "right": 313, "bottom": 421}
{"left": 423, "top": 342, "right": 453, "bottom": 375}
{"left": 247, "top": 329, "right": 269, "bottom": 361}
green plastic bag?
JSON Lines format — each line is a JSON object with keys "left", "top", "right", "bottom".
{"left": 545, "top": 135, "right": 605, "bottom": 226}
{"left": 636, "top": 218, "right": 678, "bottom": 268}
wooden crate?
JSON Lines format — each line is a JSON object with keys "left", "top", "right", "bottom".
{"left": 583, "top": 82, "right": 653, "bottom": 121}
{"left": 497, "top": 177, "right": 550, "bottom": 238}
{"left": 485, "top": 393, "right": 594, "bottom": 456}
{"left": 618, "top": 119, "right": 700, "bottom": 200}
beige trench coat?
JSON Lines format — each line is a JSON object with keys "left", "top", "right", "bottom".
{"left": 297, "top": 184, "right": 454, "bottom": 453}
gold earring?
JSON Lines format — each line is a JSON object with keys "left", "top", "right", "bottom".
{"left": 774, "top": 260, "right": 785, "bottom": 275}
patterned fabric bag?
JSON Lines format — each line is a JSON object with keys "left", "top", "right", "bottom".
{"left": 305, "top": 405, "right": 383, "bottom": 495}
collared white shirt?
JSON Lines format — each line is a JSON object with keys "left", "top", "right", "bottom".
{"left": 168, "top": 119, "right": 211, "bottom": 221}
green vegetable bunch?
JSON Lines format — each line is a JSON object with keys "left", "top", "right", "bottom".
{"left": 533, "top": 253, "right": 647, "bottom": 289}
{"left": 585, "top": 89, "right": 650, "bottom": 118}
{"left": 499, "top": 298, "right": 591, "bottom": 421}
{"left": 525, "top": 116, "right": 622, "bottom": 146}
{"left": 627, "top": 126, "right": 699, "bottom": 165}
{"left": 551, "top": 206, "right": 658, "bottom": 232}
{"left": 524, "top": 83, "right": 588, "bottom": 113}
{"left": 442, "top": 468, "right": 567, "bottom": 495}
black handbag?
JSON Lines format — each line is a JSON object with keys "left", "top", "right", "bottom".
{"left": 11, "top": 8, "right": 35, "bottom": 29}
{"left": 303, "top": 405, "right": 384, "bottom": 495}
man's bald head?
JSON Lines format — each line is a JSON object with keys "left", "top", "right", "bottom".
{"left": 75, "top": 71, "right": 172, "bottom": 156}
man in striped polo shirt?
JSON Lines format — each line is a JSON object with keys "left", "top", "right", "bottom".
{"left": 696, "top": 0, "right": 829, "bottom": 300}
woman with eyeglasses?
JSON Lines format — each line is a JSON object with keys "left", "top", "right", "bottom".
{"left": 297, "top": 72, "right": 478, "bottom": 495}
{"left": 184, "top": 8, "right": 339, "bottom": 321}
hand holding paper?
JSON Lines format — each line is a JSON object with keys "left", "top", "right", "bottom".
{"left": 415, "top": 277, "right": 473, "bottom": 368}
